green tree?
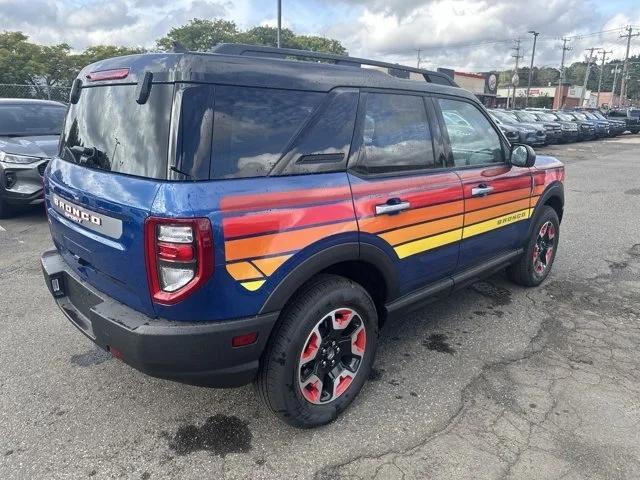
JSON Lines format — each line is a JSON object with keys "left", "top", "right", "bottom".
{"left": 156, "top": 18, "right": 240, "bottom": 51}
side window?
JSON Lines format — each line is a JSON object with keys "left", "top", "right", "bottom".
{"left": 358, "top": 93, "right": 435, "bottom": 174}
{"left": 438, "top": 98, "right": 504, "bottom": 167}
{"left": 211, "top": 86, "right": 322, "bottom": 179}
{"left": 175, "top": 84, "right": 213, "bottom": 180}
{"left": 279, "top": 89, "right": 358, "bottom": 175}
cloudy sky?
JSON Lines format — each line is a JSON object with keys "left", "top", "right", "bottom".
{"left": 1, "top": 0, "right": 639, "bottom": 72}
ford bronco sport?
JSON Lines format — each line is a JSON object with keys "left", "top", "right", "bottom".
{"left": 41, "top": 44, "right": 565, "bottom": 428}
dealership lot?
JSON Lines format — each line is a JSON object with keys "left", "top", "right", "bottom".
{"left": 1, "top": 137, "right": 639, "bottom": 479}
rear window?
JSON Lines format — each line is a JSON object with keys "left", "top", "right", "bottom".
{"left": 211, "top": 86, "right": 322, "bottom": 179}
{"left": 59, "top": 84, "right": 174, "bottom": 179}
{"left": 0, "top": 104, "right": 66, "bottom": 136}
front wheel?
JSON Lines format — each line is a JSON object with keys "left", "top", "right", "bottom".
{"left": 256, "top": 275, "right": 378, "bottom": 428}
{"left": 507, "top": 206, "right": 560, "bottom": 287}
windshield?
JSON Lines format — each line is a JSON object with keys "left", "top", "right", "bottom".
{"left": 592, "top": 111, "right": 606, "bottom": 120}
{"left": 540, "top": 113, "right": 556, "bottom": 121}
{"left": 493, "top": 111, "right": 518, "bottom": 123}
{"left": 582, "top": 112, "right": 597, "bottom": 120}
{"left": 629, "top": 109, "right": 640, "bottom": 118}
{"left": 0, "top": 104, "right": 66, "bottom": 136}
{"left": 556, "top": 112, "right": 574, "bottom": 121}
{"left": 573, "top": 113, "right": 588, "bottom": 121}
{"left": 516, "top": 112, "right": 538, "bottom": 122}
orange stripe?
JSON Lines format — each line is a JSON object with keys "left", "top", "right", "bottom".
{"left": 360, "top": 200, "right": 464, "bottom": 234}
{"left": 380, "top": 215, "right": 464, "bottom": 246}
{"left": 533, "top": 185, "right": 545, "bottom": 195}
{"left": 465, "top": 198, "right": 532, "bottom": 225}
{"left": 226, "top": 262, "right": 264, "bottom": 281}
{"left": 252, "top": 255, "right": 292, "bottom": 276}
{"left": 530, "top": 195, "right": 541, "bottom": 208}
{"left": 225, "top": 221, "right": 357, "bottom": 261}
{"left": 465, "top": 187, "right": 531, "bottom": 211}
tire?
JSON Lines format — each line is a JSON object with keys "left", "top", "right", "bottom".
{"left": 507, "top": 206, "right": 560, "bottom": 287}
{"left": 256, "top": 274, "right": 378, "bottom": 428}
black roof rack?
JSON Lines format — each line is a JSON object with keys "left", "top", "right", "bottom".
{"left": 210, "top": 43, "right": 458, "bottom": 87}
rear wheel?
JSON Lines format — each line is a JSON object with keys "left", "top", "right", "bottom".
{"left": 507, "top": 206, "right": 559, "bottom": 287}
{"left": 257, "top": 274, "right": 378, "bottom": 428}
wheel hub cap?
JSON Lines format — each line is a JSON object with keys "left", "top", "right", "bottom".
{"left": 298, "top": 308, "right": 366, "bottom": 405}
{"left": 533, "top": 221, "right": 556, "bottom": 274}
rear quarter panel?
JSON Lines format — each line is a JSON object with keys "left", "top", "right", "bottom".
{"left": 151, "top": 172, "right": 358, "bottom": 321}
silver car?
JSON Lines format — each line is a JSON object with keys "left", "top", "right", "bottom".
{"left": 0, "top": 99, "right": 66, "bottom": 217}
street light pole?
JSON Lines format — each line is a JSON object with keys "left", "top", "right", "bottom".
{"left": 277, "top": 0, "right": 282, "bottom": 48}
{"left": 525, "top": 31, "right": 539, "bottom": 107}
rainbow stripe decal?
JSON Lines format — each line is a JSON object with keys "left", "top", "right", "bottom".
{"left": 221, "top": 166, "right": 563, "bottom": 291}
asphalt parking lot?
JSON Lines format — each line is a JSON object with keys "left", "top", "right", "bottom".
{"left": 1, "top": 136, "right": 639, "bottom": 480}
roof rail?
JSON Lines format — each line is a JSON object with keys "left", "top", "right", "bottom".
{"left": 210, "top": 43, "right": 458, "bottom": 87}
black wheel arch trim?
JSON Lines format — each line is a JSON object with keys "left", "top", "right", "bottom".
{"left": 259, "top": 242, "right": 398, "bottom": 314}
{"left": 527, "top": 180, "right": 564, "bottom": 240}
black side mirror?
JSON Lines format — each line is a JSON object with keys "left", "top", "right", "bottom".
{"left": 510, "top": 144, "right": 536, "bottom": 168}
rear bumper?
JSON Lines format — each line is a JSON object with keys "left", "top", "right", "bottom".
{"left": 41, "top": 249, "right": 279, "bottom": 388}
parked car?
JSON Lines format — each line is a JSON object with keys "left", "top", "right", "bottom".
{"left": 525, "top": 109, "right": 579, "bottom": 143}
{"left": 551, "top": 111, "right": 597, "bottom": 141}
{"left": 509, "top": 110, "right": 563, "bottom": 144}
{"left": 0, "top": 99, "right": 66, "bottom": 217}
{"left": 497, "top": 122, "right": 520, "bottom": 143}
{"left": 579, "top": 109, "right": 626, "bottom": 135}
{"left": 606, "top": 108, "right": 640, "bottom": 134}
{"left": 40, "top": 44, "right": 565, "bottom": 427}
{"left": 565, "top": 111, "right": 609, "bottom": 137}
{"left": 489, "top": 110, "right": 547, "bottom": 146}
{"left": 578, "top": 110, "right": 620, "bottom": 136}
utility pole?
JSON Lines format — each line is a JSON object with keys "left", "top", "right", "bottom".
{"left": 620, "top": 26, "right": 639, "bottom": 107}
{"left": 511, "top": 39, "right": 523, "bottom": 108}
{"left": 277, "top": 0, "right": 282, "bottom": 48}
{"left": 525, "top": 31, "right": 539, "bottom": 107}
{"left": 611, "top": 63, "right": 621, "bottom": 107}
{"left": 581, "top": 47, "right": 600, "bottom": 107}
{"left": 596, "top": 49, "right": 612, "bottom": 107}
{"left": 416, "top": 49, "right": 422, "bottom": 68}
{"left": 557, "top": 38, "right": 572, "bottom": 109}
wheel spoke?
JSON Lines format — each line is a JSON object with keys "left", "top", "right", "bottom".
{"left": 350, "top": 324, "right": 366, "bottom": 357}
{"left": 332, "top": 369, "right": 355, "bottom": 399}
{"left": 332, "top": 309, "right": 355, "bottom": 330}
{"left": 300, "top": 325, "right": 322, "bottom": 364}
{"left": 300, "top": 374, "right": 323, "bottom": 403}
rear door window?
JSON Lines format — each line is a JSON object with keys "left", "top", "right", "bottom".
{"left": 211, "top": 86, "right": 322, "bottom": 179}
{"left": 356, "top": 92, "right": 435, "bottom": 175}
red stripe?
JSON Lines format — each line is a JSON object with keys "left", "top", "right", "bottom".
{"left": 220, "top": 186, "right": 352, "bottom": 213}
{"left": 224, "top": 201, "right": 355, "bottom": 239}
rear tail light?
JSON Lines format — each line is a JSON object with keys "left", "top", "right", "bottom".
{"left": 144, "top": 217, "right": 213, "bottom": 305}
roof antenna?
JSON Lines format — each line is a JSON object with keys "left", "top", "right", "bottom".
{"left": 171, "top": 41, "right": 188, "bottom": 53}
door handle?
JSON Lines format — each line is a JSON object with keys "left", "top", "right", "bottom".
{"left": 375, "top": 200, "right": 411, "bottom": 216}
{"left": 471, "top": 185, "right": 493, "bottom": 197}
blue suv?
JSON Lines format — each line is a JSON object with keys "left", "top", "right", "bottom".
{"left": 41, "top": 44, "right": 565, "bottom": 427}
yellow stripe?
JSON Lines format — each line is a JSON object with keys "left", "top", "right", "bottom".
{"left": 240, "top": 280, "right": 265, "bottom": 291}
{"left": 462, "top": 208, "right": 531, "bottom": 239}
{"left": 394, "top": 229, "right": 463, "bottom": 259}
{"left": 226, "top": 262, "right": 264, "bottom": 281}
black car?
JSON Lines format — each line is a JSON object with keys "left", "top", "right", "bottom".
{"left": 510, "top": 110, "right": 563, "bottom": 144}
{"left": 607, "top": 108, "right": 640, "bottom": 134}
{"left": 0, "top": 99, "right": 67, "bottom": 217}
